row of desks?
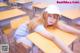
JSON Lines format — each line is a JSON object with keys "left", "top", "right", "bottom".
{"left": 0, "top": 8, "right": 26, "bottom": 44}
{"left": 0, "top": 5, "right": 80, "bottom": 53}
{"left": 0, "top": 2, "right": 8, "bottom": 7}
{"left": 0, "top": 9, "right": 26, "bottom": 21}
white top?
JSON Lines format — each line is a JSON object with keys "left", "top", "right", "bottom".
{"left": 14, "top": 23, "right": 46, "bottom": 40}
{"left": 14, "top": 23, "right": 29, "bottom": 39}
{"left": 34, "top": 24, "right": 46, "bottom": 32}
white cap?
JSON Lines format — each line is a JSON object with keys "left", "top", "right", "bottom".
{"left": 45, "top": 5, "right": 61, "bottom": 14}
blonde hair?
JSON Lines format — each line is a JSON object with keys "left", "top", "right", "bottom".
{"left": 27, "top": 12, "right": 60, "bottom": 31}
{"left": 27, "top": 14, "right": 44, "bottom": 31}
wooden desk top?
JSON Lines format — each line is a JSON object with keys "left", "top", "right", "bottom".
{"left": 16, "top": 0, "right": 32, "bottom": 4}
{"left": 0, "top": 9, "right": 26, "bottom": 21}
{"left": 27, "top": 27, "right": 77, "bottom": 53}
{"left": 3, "top": 16, "right": 30, "bottom": 35}
{"left": 8, "top": 0, "right": 16, "bottom": 3}
{"left": 11, "top": 16, "right": 30, "bottom": 29}
{"left": 0, "top": 2, "right": 8, "bottom": 7}
{"left": 32, "top": 2, "right": 49, "bottom": 9}
{"left": 62, "top": 9, "right": 80, "bottom": 19}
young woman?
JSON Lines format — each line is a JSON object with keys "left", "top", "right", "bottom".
{"left": 43, "top": 5, "right": 80, "bottom": 35}
{"left": 14, "top": 5, "right": 80, "bottom": 53}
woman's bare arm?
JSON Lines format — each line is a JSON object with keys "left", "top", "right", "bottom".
{"left": 34, "top": 25, "right": 73, "bottom": 53}
{"left": 57, "top": 21, "right": 80, "bottom": 35}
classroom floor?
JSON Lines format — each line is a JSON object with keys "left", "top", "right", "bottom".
{"left": 0, "top": 3, "right": 80, "bottom": 53}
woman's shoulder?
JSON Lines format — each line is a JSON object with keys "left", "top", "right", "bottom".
{"left": 34, "top": 24, "right": 46, "bottom": 32}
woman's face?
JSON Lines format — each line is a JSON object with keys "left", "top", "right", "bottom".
{"left": 47, "top": 14, "right": 59, "bottom": 25}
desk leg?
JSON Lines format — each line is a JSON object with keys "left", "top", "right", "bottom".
{"left": 72, "top": 39, "right": 80, "bottom": 53}
{"left": 0, "top": 28, "right": 8, "bottom": 44}
{"left": 31, "top": 44, "right": 44, "bottom": 53}
{"left": 33, "top": 7, "right": 36, "bottom": 16}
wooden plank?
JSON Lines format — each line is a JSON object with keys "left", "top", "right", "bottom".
{"left": 8, "top": 0, "right": 16, "bottom": 3}
{"left": 0, "top": 9, "right": 26, "bottom": 21}
{"left": 0, "top": 2, "right": 8, "bottom": 7}
{"left": 3, "top": 16, "right": 30, "bottom": 36}
{"left": 10, "top": 16, "right": 30, "bottom": 29}
{"left": 16, "top": 0, "right": 32, "bottom": 4}
{"left": 27, "top": 22, "right": 77, "bottom": 53}
{"left": 32, "top": 2, "right": 49, "bottom": 9}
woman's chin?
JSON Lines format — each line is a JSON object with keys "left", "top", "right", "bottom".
{"left": 48, "top": 24, "right": 53, "bottom": 25}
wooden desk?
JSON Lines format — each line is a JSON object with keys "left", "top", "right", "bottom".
{"left": 27, "top": 27, "right": 77, "bottom": 53}
{"left": 0, "top": 2, "right": 8, "bottom": 7}
{"left": 0, "top": 9, "right": 26, "bottom": 21}
{"left": 11, "top": 16, "right": 30, "bottom": 29}
{"left": 62, "top": 9, "right": 80, "bottom": 19}
{"left": 3, "top": 16, "right": 30, "bottom": 37}
{"left": 32, "top": 2, "right": 49, "bottom": 15}
{"left": 16, "top": 0, "right": 32, "bottom": 4}
{"left": 0, "top": 9, "right": 26, "bottom": 39}
{"left": 8, "top": 0, "right": 16, "bottom": 3}
{"left": 32, "top": 2, "right": 48, "bottom": 9}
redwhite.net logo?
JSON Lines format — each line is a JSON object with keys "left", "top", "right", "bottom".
{"left": 0, "top": 44, "right": 9, "bottom": 53}
{"left": 57, "top": 0, "right": 80, "bottom": 4}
